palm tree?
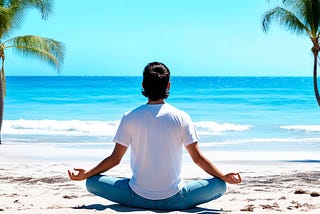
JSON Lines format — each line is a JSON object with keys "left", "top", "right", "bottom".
{"left": 0, "top": 0, "right": 65, "bottom": 144}
{"left": 262, "top": 0, "right": 320, "bottom": 106}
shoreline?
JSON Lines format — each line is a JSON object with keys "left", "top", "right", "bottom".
{"left": 1, "top": 141, "right": 319, "bottom": 162}
{"left": 1, "top": 148, "right": 320, "bottom": 213}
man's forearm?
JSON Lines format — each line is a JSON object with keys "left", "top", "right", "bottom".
{"left": 195, "top": 156, "right": 226, "bottom": 180}
{"left": 84, "top": 155, "right": 120, "bottom": 178}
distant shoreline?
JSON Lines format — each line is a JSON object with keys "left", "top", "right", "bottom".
{"left": 0, "top": 142, "right": 319, "bottom": 163}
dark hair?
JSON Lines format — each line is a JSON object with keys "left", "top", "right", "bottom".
{"left": 142, "top": 62, "right": 170, "bottom": 101}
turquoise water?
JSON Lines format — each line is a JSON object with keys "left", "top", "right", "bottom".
{"left": 2, "top": 76, "right": 320, "bottom": 160}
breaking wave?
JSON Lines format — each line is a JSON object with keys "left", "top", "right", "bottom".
{"left": 280, "top": 125, "right": 320, "bottom": 132}
{"left": 3, "top": 119, "right": 251, "bottom": 136}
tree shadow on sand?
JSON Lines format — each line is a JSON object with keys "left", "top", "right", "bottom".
{"left": 73, "top": 203, "right": 227, "bottom": 213}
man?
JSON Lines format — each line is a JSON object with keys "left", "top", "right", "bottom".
{"left": 68, "top": 62, "right": 241, "bottom": 210}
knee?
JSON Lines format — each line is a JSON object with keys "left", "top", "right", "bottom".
{"left": 214, "top": 178, "right": 227, "bottom": 198}
{"left": 208, "top": 177, "right": 227, "bottom": 198}
{"left": 86, "top": 175, "right": 101, "bottom": 194}
{"left": 216, "top": 178, "right": 227, "bottom": 195}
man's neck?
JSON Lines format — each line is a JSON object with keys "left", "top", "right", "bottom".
{"left": 147, "top": 99, "right": 165, "bottom": 104}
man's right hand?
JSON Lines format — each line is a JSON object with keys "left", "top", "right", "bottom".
{"left": 224, "top": 173, "right": 242, "bottom": 184}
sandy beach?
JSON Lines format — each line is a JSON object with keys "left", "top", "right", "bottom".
{"left": 0, "top": 146, "right": 319, "bottom": 214}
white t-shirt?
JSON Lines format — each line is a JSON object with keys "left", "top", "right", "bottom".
{"left": 113, "top": 103, "right": 199, "bottom": 200}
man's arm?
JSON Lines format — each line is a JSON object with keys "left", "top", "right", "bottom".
{"left": 68, "top": 143, "right": 128, "bottom": 181}
{"left": 185, "top": 142, "right": 241, "bottom": 184}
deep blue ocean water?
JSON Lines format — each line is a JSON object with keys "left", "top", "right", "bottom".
{"left": 2, "top": 76, "right": 320, "bottom": 161}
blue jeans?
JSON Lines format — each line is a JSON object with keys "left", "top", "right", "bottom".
{"left": 86, "top": 175, "right": 226, "bottom": 211}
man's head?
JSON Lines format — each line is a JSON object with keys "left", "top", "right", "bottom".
{"left": 142, "top": 62, "right": 170, "bottom": 101}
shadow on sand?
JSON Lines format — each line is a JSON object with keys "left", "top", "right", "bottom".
{"left": 73, "top": 203, "right": 227, "bottom": 213}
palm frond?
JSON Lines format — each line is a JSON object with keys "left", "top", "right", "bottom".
{"left": 0, "top": 0, "right": 9, "bottom": 7}
{"left": 1, "top": 0, "right": 53, "bottom": 37}
{"left": 0, "top": 6, "right": 13, "bottom": 37}
{"left": 4, "top": 35, "right": 65, "bottom": 71}
{"left": 16, "top": 0, "right": 54, "bottom": 20}
{"left": 278, "top": 0, "right": 320, "bottom": 37}
{"left": 308, "top": 0, "right": 320, "bottom": 36}
{"left": 262, "top": 6, "right": 310, "bottom": 35}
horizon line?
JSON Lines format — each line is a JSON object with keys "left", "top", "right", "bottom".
{"left": 6, "top": 75, "right": 313, "bottom": 78}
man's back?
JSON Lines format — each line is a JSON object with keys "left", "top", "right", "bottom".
{"left": 113, "top": 103, "right": 199, "bottom": 199}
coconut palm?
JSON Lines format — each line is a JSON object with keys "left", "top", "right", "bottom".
{"left": 262, "top": 0, "right": 320, "bottom": 106}
{"left": 0, "top": 0, "right": 65, "bottom": 143}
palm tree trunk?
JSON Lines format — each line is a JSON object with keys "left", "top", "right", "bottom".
{"left": 0, "top": 56, "right": 4, "bottom": 144}
{"left": 313, "top": 52, "right": 320, "bottom": 106}
{"left": 0, "top": 83, "right": 3, "bottom": 144}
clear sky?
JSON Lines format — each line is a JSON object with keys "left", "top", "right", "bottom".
{"left": 4, "top": 0, "right": 314, "bottom": 76}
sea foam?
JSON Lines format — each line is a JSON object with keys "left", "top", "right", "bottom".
{"left": 3, "top": 119, "right": 251, "bottom": 136}
{"left": 194, "top": 121, "right": 251, "bottom": 135}
{"left": 3, "top": 119, "right": 120, "bottom": 136}
{"left": 280, "top": 125, "right": 320, "bottom": 132}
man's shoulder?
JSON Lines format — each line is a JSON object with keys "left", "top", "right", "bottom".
{"left": 124, "top": 104, "right": 145, "bottom": 116}
{"left": 165, "top": 103, "right": 185, "bottom": 111}
{"left": 124, "top": 104, "right": 152, "bottom": 117}
{"left": 163, "top": 103, "right": 190, "bottom": 118}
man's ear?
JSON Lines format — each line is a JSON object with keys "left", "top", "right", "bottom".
{"left": 167, "top": 82, "right": 171, "bottom": 91}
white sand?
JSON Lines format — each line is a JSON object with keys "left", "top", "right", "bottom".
{"left": 0, "top": 147, "right": 320, "bottom": 213}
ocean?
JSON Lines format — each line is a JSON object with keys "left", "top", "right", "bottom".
{"left": 2, "top": 76, "right": 320, "bottom": 161}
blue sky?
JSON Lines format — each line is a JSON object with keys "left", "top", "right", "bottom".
{"left": 4, "top": 0, "right": 314, "bottom": 76}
